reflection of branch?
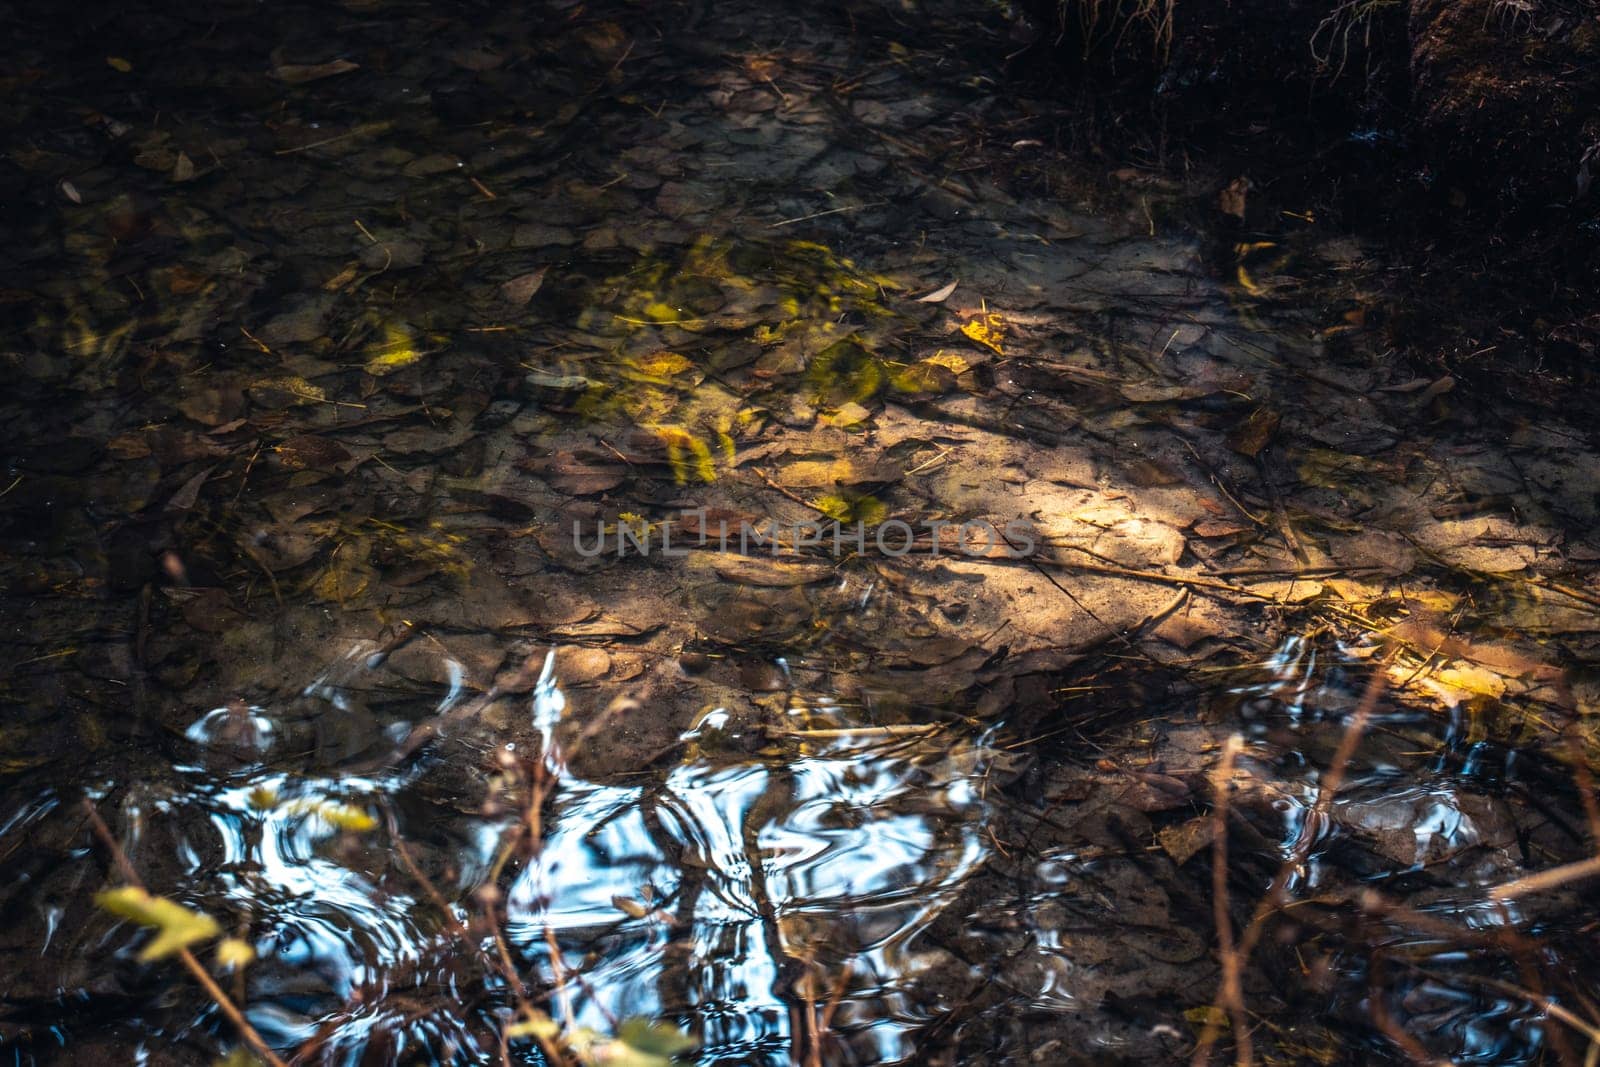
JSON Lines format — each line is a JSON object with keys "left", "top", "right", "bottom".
{"left": 1191, "top": 659, "right": 1391, "bottom": 1066}
{"left": 81, "top": 800, "right": 288, "bottom": 1067}
{"left": 1207, "top": 735, "right": 1249, "bottom": 1065}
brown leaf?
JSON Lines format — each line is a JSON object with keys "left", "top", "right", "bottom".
{"left": 1218, "top": 176, "right": 1250, "bottom": 219}
{"left": 165, "top": 465, "right": 218, "bottom": 512}
{"left": 711, "top": 556, "right": 837, "bottom": 587}
{"left": 500, "top": 267, "right": 549, "bottom": 306}
{"left": 557, "top": 646, "right": 612, "bottom": 684}
{"left": 179, "top": 588, "right": 247, "bottom": 633}
{"left": 1225, "top": 407, "right": 1280, "bottom": 457}
{"left": 273, "top": 59, "right": 360, "bottom": 84}
{"left": 1191, "top": 518, "right": 1252, "bottom": 538}
{"left": 520, "top": 451, "right": 626, "bottom": 495}
{"left": 274, "top": 434, "right": 351, "bottom": 470}
{"left": 1158, "top": 817, "right": 1215, "bottom": 865}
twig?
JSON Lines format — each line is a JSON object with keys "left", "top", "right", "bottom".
{"left": 81, "top": 800, "right": 288, "bottom": 1067}
{"left": 1489, "top": 856, "right": 1600, "bottom": 903}
{"left": 769, "top": 201, "right": 887, "bottom": 228}
{"left": 1191, "top": 659, "right": 1391, "bottom": 1065}
{"left": 1208, "top": 735, "right": 1251, "bottom": 1066}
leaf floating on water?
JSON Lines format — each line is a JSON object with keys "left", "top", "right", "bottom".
{"left": 215, "top": 937, "right": 256, "bottom": 969}
{"left": 273, "top": 59, "right": 360, "bottom": 84}
{"left": 616, "top": 1018, "right": 698, "bottom": 1064}
{"left": 959, "top": 312, "right": 1006, "bottom": 355}
{"left": 95, "top": 886, "right": 221, "bottom": 961}
{"left": 285, "top": 799, "right": 378, "bottom": 832}
{"left": 505, "top": 1010, "right": 561, "bottom": 1042}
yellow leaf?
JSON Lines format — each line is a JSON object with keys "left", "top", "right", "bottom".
{"left": 1184, "top": 1005, "right": 1229, "bottom": 1028}
{"left": 959, "top": 312, "right": 1006, "bottom": 355}
{"left": 364, "top": 323, "right": 422, "bottom": 376}
{"left": 287, "top": 800, "right": 377, "bottom": 832}
{"left": 631, "top": 351, "right": 693, "bottom": 378}
{"left": 96, "top": 887, "right": 220, "bottom": 961}
{"left": 505, "top": 1010, "right": 561, "bottom": 1042}
{"left": 215, "top": 937, "right": 256, "bottom": 969}
{"left": 922, "top": 350, "right": 971, "bottom": 374}
{"left": 888, "top": 361, "right": 956, "bottom": 395}
{"left": 107, "top": 57, "right": 133, "bottom": 73}
{"left": 820, "top": 402, "right": 871, "bottom": 428}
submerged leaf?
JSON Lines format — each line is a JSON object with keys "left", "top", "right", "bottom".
{"left": 273, "top": 59, "right": 360, "bottom": 84}
{"left": 364, "top": 323, "right": 423, "bottom": 376}
{"left": 501, "top": 267, "right": 549, "bottom": 306}
{"left": 959, "top": 312, "right": 1006, "bottom": 355}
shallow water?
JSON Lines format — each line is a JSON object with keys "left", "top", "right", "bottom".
{"left": 3, "top": 0, "right": 1600, "bottom": 1064}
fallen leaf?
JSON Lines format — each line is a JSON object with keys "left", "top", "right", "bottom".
{"left": 1225, "top": 407, "right": 1280, "bottom": 457}
{"left": 95, "top": 887, "right": 220, "bottom": 961}
{"left": 1158, "top": 817, "right": 1215, "bottom": 865}
{"left": 274, "top": 434, "right": 351, "bottom": 470}
{"left": 612, "top": 895, "right": 651, "bottom": 919}
{"left": 1219, "top": 176, "right": 1250, "bottom": 219}
{"left": 520, "top": 451, "right": 627, "bottom": 495}
{"left": 917, "top": 280, "right": 958, "bottom": 303}
{"left": 959, "top": 312, "right": 1006, "bottom": 355}
{"left": 273, "top": 59, "right": 360, "bottom": 84}
{"left": 248, "top": 375, "right": 327, "bottom": 408}
{"left": 215, "top": 938, "right": 255, "bottom": 969}
{"left": 500, "top": 267, "right": 549, "bottom": 306}
{"left": 171, "top": 152, "right": 196, "bottom": 182}
{"left": 165, "top": 465, "right": 218, "bottom": 512}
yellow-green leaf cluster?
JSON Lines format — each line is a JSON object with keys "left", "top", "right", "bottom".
{"left": 95, "top": 886, "right": 220, "bottom": 961}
